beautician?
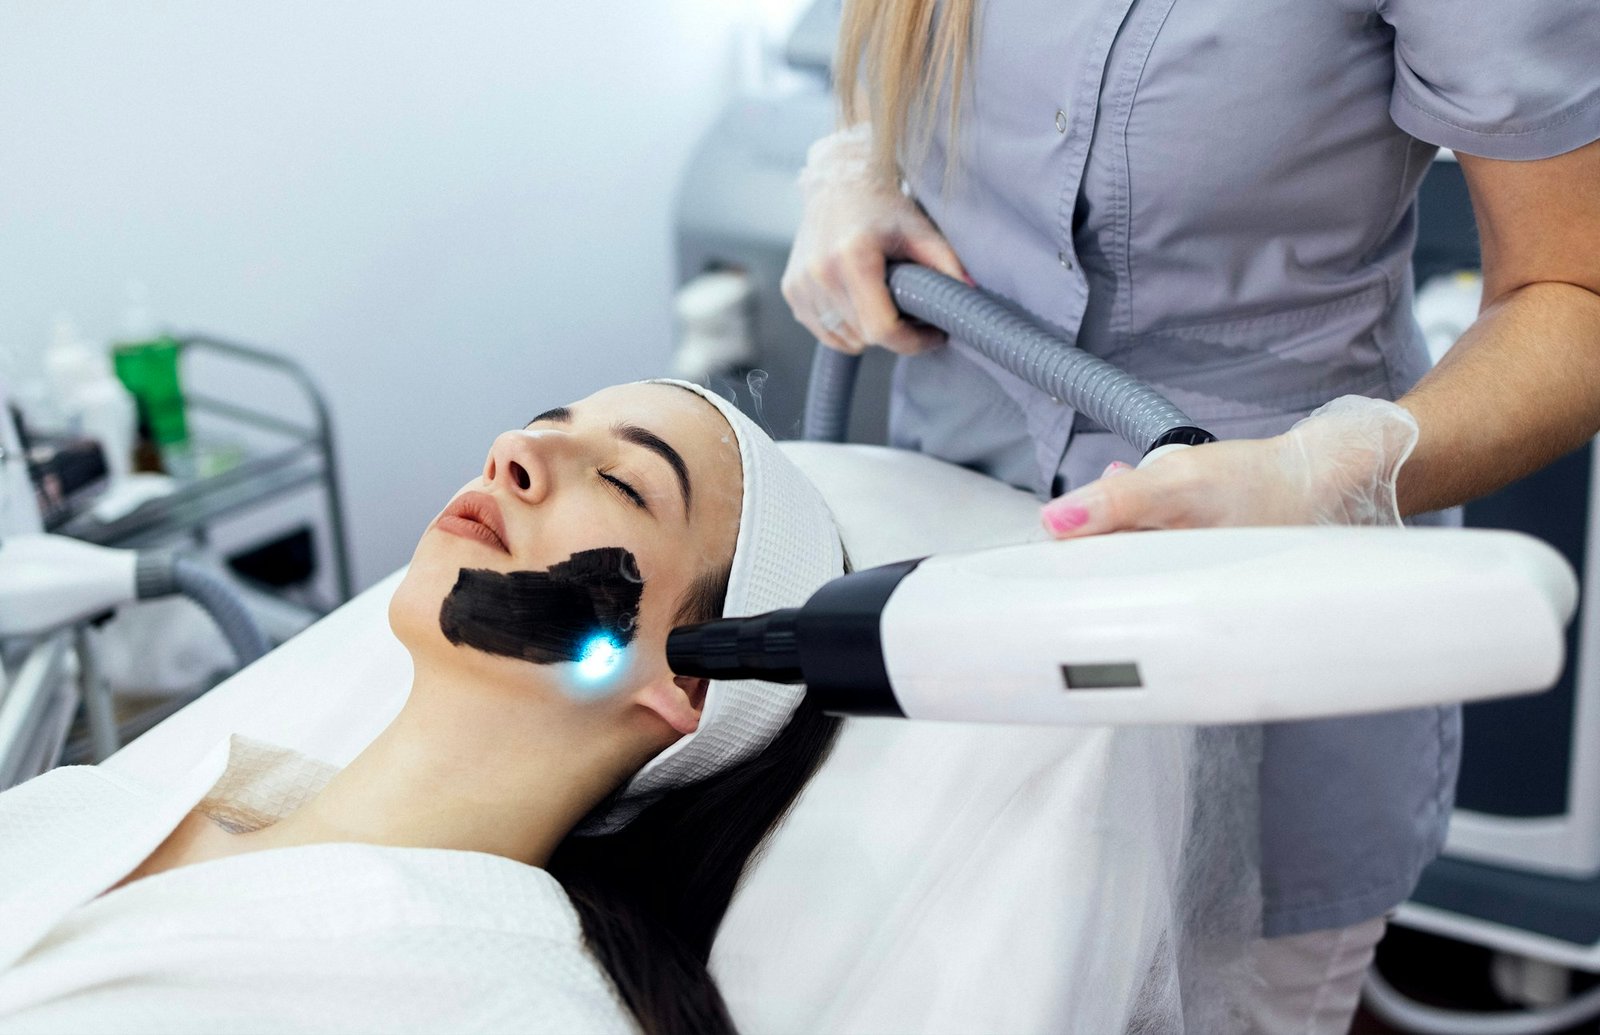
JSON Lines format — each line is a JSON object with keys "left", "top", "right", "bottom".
{"left": 781, "top": 1, "right": 1600, "bottom": 1030}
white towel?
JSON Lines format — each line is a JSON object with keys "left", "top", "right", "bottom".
{"left": 0, "top": 736, "right": 636, "bottom": 1034}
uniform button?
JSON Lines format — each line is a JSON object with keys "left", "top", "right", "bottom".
{"left": 1055, "top": 109, "right": 1068, "bottom": 133}
{"left": 1058, "top": 251, "right": 1074, "bottom": 271}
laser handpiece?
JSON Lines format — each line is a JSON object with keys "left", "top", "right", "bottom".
{"left": 666, "top": 528, "right": 1577, "bottom": 726}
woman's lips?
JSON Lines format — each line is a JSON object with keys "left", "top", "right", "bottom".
{"left": 435, "top": 491, "right": 511, "bottom": 554}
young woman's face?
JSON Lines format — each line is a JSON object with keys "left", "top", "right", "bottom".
{"left": 391, "top": 382, "right": 742, "bottom": 713}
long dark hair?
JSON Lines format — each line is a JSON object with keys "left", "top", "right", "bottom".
{"left": 547, "top": 565, "right": 845, "bottom": 1035}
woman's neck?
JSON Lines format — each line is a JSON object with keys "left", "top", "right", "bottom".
{"left": 242, "top": 662, "right": 657, "bottom": 867}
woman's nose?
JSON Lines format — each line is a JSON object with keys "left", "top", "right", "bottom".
{"left": 483, "top": 429, "right": 565, "bottom": 502}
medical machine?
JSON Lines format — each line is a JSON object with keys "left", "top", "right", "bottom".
{"left": 0, "top": 532, "right": 269, "bottom": 790}
{"left": 0, "top": 535, "right": 268, "bottom": 653}
{"left": 667, "top": 264, "right": 1574, "bottom": 727}
{"left": 669, "top": 528, "right": 1569, "bottom": 726}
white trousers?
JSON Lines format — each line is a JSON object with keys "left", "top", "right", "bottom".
{"left": 1243, "top": 916, "right": 1388, "bottom": 1035}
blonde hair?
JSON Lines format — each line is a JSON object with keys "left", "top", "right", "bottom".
{"left": 836, "top": 0, "right": 978, "bottom": 184}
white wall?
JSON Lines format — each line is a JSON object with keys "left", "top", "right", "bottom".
{"left": 0, "top": 1, "right": 782, "bottom": 591}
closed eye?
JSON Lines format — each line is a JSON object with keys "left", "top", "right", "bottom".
{"left": 600, "top": 470, "right": 650, "bottom": 513}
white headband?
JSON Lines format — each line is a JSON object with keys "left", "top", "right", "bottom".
{"left": 574, "top": 379, "right": 844, "bottom": 834}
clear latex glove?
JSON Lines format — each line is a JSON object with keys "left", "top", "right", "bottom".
{"left": 1040, "top": 396, "right": 1421, "bottom": 537}
{"left": 781, "top": 122, "right": 972, "bottom": 355}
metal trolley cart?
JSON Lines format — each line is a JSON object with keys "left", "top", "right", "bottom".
{"left": 2, "top": 334, "right": 352, "bottom": 785}
{"left": 56, "top": 334, "right": 354, "bottom": 609}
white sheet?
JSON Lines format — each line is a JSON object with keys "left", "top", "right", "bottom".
{"left": 4, "top": 736, "right": 632, "bottom": 1034}
{"left": 103, "top": 443, "right": 1259, "bottom": 1033}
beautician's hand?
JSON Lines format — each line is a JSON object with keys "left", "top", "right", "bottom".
{"left": 1041, "top": 396, "right": 1421, "bottom": 536}
{"left": 782, "top": 122, "right": 972, "bottom": 355}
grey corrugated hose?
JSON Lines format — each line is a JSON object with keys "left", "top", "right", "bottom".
{"left": 802, "top": 263, "right": 1210, "bottom": 454}
{"left": 135, "top": 551, "right": 271, "bottom": 666}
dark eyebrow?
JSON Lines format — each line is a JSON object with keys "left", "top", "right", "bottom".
{"left": 525, "top": 405, "right": 691, "bottom": 518}
{"left": 526, "top": 406, "right": 571, "bottom": 427}
{"left": 615, "top": 422, "right": 692, "bottom": 517}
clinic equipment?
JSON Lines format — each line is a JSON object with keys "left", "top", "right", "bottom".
{"left": 667, "top": 261, "right": 1574, "bottom": 725}
{"left": 0, "top": 534, "right": 268, "bottom": 663}
{"left": 669, "top": 529, "right": 1572, "bottom": 725}
{"left": 0, "top": 534, "right": 269, "bottom": 789}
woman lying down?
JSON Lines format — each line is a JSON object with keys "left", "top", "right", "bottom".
{"left": 0, "top": 380, "right": 847, "bottom": 1035}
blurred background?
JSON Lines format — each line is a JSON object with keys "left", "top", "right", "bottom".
{"left": 0, "top": 0, "right": 812, "bottom": 594}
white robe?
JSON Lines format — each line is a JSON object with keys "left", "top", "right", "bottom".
{"left": 0, "top": 735, "right": 637, "bottom": 1034}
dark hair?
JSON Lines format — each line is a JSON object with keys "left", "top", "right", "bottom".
{"left": 547, "top": 560, "right": 845, "bottom": 1035}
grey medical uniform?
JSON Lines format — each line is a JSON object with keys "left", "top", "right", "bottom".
{"left": 889, "top": 0, "right": 1600, "bottom": 936}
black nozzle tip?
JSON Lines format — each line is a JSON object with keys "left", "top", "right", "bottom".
{"left": 1145, "top": 426, "right": 1216, "bottom": 452}
{"left": 666, "top": 609, "right": 805, "bottom": 683}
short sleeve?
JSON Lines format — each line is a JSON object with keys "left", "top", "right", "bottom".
{"left": 1379, "top": 0, "right": 1600, "bottom": 160}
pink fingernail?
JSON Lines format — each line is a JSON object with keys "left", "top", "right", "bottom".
{"left": 1043, "top": 502, "right": 1090, "bottom": 534}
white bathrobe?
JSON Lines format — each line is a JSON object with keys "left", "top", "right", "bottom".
{"left": 0, "top": 735, "right": 637, "bottom": 1034}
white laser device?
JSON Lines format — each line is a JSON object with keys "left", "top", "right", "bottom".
{"left": 667, "top": 527, "right": 1576, "bottom": 725}
{"left": 0, "top": 534, "right": 270, "bottom": 663}
{"left": 0, "top": 535, "right": 140, "bottom": 638}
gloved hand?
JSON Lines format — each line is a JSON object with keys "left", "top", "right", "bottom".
{"left": 1041, "top": 396, "right": 1421, "bottom": 537}
{"left": 781, "top": 122, "right": 972, "bottom": 355}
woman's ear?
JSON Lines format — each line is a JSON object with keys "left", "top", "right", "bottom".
{"left": 635, "top": 674, "right": 709, "bottom": 736}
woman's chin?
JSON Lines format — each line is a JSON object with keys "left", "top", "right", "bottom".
{"left": 387, "top": 559, "right": 455, "bottom": 653}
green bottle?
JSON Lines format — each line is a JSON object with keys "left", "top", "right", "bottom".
{"left": 111, "top": 282, "right": 189, "bottom": 471}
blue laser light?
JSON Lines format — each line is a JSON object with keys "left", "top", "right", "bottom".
{"left": 575, "top": 633, "right": 624, "bottom": 683}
